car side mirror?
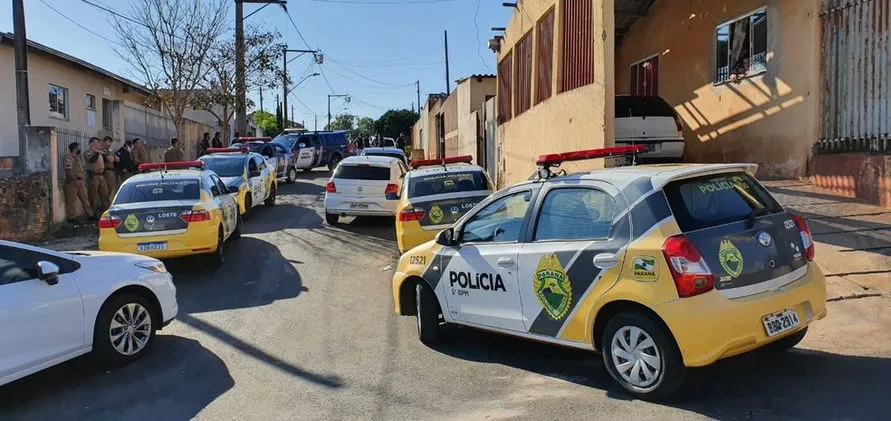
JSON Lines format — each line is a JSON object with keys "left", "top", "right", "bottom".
{"left": 435, "top": 228, "right": 455, "bottom": 246}
{"left": 228, "top": 185, "right": 240, "bottom": 194}
{"left": 37, "top": 261, "right": 59, "bottom": 285}
{"left": 250, "top": 170, "right": 261, "bottom": 178}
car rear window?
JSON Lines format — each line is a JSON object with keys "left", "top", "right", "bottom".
{"left": 114, "top": 179, "right": 200, "bottom": 204}
{"left": 408, "top": 171, "right": 490, "bottom": 198}
{"left": 663, "top": 172, "right": 783, "bottom": 232}
{"left": 615, "top": 96, "right": 677, "bottom": 118}
{"left": 333, "top": 164, "right": 390, "bottom": 180}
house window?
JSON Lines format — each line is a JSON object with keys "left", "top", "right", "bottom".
{"left": 535, "top": 8, "right": 555, "bottom": 104}
{"left": 515, "top": 32, "right": 533, "bottom": 115}
{"left": 85, "top": 94, "right": 96, "bottom": 111}
{"left": 561, "top": 0, "right": 594, "bottom": 92}
{"left": 630, "top": 55, "right": 659, "bottom": 96}
{"left": 498, "top": 52, "right": 513, "bottom": 124}
{"left": 715, "top": 9, "right": 767, "bottom": 84}
{"left": 49, "top": 84, "right": 68, "bottom": 120}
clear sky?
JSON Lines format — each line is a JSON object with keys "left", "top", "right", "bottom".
{"left": 1, "top": 0, "right": 513, "bottom": 125}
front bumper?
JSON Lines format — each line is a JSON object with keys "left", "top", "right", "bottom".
{"left": 655, "top": 262, "right": 827, "bottom": 367}
{"left": 98, "top": 224, "right": 218, "bottom": 259}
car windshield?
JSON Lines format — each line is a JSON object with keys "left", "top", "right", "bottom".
{"left": 272, "top": 134, "right": 299, "bottom": 150}
{"left": 408, "top": 171, "right": 490, "bottom": 198}
{"left": 114, "top": 179, "right": 200, "bottom": 204}
{"left": 334, "top": 164, "right": 390, "bottom": 180}
{"left": 615, "top": 96, "right": 677, "bottom": 118}
{"left": 201, "top": 157, "right": 245, "bottom": 177}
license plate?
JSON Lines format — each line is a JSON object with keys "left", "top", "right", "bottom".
{"left": 137, "top": 241, "right": 168, "bottom": 252}
{"left": 351, "top": 202, "right": 369, "bottom": 209}
{"left": 762, "top": 308, "right": 801, "bottom": 337}
{"left": 609, "top": 156, "right": 630, "bottom": 167}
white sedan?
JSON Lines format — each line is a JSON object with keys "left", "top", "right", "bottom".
{"left": 0, "top": 240, "right": 178, "bottom": 387}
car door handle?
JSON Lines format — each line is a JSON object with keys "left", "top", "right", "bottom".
{"left": 593, "top": 253, "right": 619, "bottom": 269}
{"left": 497, "top": 257, "right": 516, "bottom": 267}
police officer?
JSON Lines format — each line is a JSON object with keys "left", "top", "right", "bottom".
{"left": 63, "top": 142, "right": 94, "bottom": 221}
{"left": 197, "top": 132, "right": 211, "bottom": 158}
{"left": 84, "top": 137, "right": 111, "bottom": 212}
{"left": 211, "top": 132, "right": 223, "bottom": 148}
{"left": 132, "top": 138, "right": 149, "bottom": 167}
{"left": 116, "top": 140, "right": 136, "bottom": 181}
{"left": 102, "top": 136, "right": 119, "bottom": 197}
{"left": 164, "top": 137, "right": 184, "bottom": 162}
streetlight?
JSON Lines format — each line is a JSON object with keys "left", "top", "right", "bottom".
{"left": 288, "top": 72, "right": 319, "bottom": 96}
{"left": 282, "top": 48, "right": 322, "bottom": 129}
{"left": 236, "top": 0, "right": 287, "bottom": 136}
{"left": 327, "top": 94, "right": 350, "bottom": 128}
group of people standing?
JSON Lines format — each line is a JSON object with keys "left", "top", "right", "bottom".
{"left": 63, "top": 136, "right": 149, "bottom": 221}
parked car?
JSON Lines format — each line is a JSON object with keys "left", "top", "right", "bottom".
{"left": 360, "top": 147, "right": 408, "bottom": 165}
{"left": 230, "top": 138, "right": 298, "bottom": 183}
{"left": 324, "top": 155, "right": 407, "bottom": 225}
{"left": 0, "top": 240, "right": 178, "bottom": 387}
{"left": 614, "top": 95, "right": 685, "bottom": 163}
{"left": 272, "top": 130, "right": 354, "bottom": 171}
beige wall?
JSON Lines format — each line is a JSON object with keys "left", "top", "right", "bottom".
{"left": 456, "top": 77, "right": 496, "bottom": 162}
{"left": 497, "top": 0, "right": 615, "bottom": 187}
{"left": 0, "top": 45, "right": 151, "bottom": 156}
{"left": 616, "top": 0, "right": 821, "bottom": 178}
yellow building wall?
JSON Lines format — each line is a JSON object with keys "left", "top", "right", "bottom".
{"left": 616, "top": 0, "right": 821, "bottom": 178}
{"left": 497, "top": 0, "right": 615, "bottom": 187}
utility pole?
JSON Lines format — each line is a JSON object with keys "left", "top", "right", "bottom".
{"left": 282, "top": 48, "right": 321, "bottom": 131}
{"left": 314, "top": 115, "right": 317, "bottom": 131}
{"left": 13, "top": 0, "right": 30, "bottom": 170}
{"left": 291, "top": 105, "right": 294, "bottom": 128}
{"left": 444, "top": 30, "right": 451, "bottom": 94}
{"left": 416, "top": 80, "right": 421, "bottom": 115}
{"left": 327, "top": 94, "right": 349, "bottom": 129}
{"left": 236, "top": 0, "right": 287, "bottom": 136}
{"left": 259, "top": 86, "right": 264, "bottom": 113}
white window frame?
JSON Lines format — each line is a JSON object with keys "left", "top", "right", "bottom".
{"left": 49, "top": 84, "right": 69, "bottom": 120}
{"left": 629, "top": 53, "right": 660, "bottom": 96}
{"left": 714, "top": 6, "right": 768, "bottom": 85}
{"left": 85, "top": 93, "right": 96, "bottom": 111}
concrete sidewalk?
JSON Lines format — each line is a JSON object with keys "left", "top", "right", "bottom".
{"left": 764, "top": 180, "right": 891, "bottom": 301}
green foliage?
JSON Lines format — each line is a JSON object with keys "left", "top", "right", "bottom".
{"left": 253, "top": 110, "right": 281, "bottom": 138}
{"left": 353, "top": 117, "right": 375, "bottom": 140}
{"left": 327, "top": 114, "right": 356, "bottom": 131}
{"left": 374, "top": 109, "right": 419, "bottom": 140}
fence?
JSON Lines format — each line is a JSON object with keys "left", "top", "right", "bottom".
{"left": 124, "top": 102, "right": 213, "bottom": 159}
{"left": 54, "top": 128, "right": 91, "bottom": 180}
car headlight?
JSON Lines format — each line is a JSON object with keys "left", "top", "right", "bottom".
{"left": 136, "top": 261, "right": 167, "bottom": 273}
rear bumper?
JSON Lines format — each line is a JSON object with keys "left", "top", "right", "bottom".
{"left": 98, "top": 224, "right": 218, "bottom": 259}
{"left": 655, "top": 262, "right": 827, "bottom": 367}
{"left": 325, "top": 195, "right": 398, "bottom": 216}
{"left": 397, "top": 221, "right": 439, "bottom": 253}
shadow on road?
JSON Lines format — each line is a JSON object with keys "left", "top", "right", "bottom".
{"left": 166, "top": 236, "right": 306, "bottom": 314}
{"left": 431, "top": 326, "right": 891, "bottom": 419}
{"left": 279, "top": 178, "right": 326, "bottom": 196}
{"left": 242, "top": 203, "right": 324, "bottom": 234}
{"left": 0, "top": 335, "right": 233, "bottom": 421}
{"left": 335, "top": 216, "right": 398, "bottom": 243}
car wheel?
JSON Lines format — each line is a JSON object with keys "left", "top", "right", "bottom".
{"left": 601, "top": 311, "right": 685, "bottom": 400}
{"left": 326, "top": 212, "right": 339, "bottom": 225}
{"left": 327, "top": 155, "right": 342, "bottom": 171}
{"left": 243, "top": 195, "right": 252, "bottom": 219}
{"left": 764, "top": 327, "right": 808, "bottom": 353}
{"left": 230, "top": 212, "right": 243, "bottom": 240}
{"left": 286, "top": 167, "right": 297, "bottom": 184}
{"left": 93, "top": 293, "right": 156, "bottom": 366}
{"left": 265, "top": 184, "right": 276, "bottom": 206}
{"left": 208, "top": 228, "right": 224, "bottom": 267}
{"left": 415, "top": 282, "right": 440, "bottom": 345}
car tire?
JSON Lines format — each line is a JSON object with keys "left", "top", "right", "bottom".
{"left": 243, "top": 195, "right": 252, "bottom": 219}
{"left": 415, "top": 282, "right": 440, "bottom": 345}
{"left": 208, "top": 229, "right": 225, "bottom": 267}
{"left": 326, "top": 212, "right": 339, "bottom": 225}
{"left": 231, "top": 213, "right": 243, "bottom": 240}
{"left": 92, "top": 293, "right": 157, "bottom": 366}
{"left": 286, "top": 167, "right": 298, "bottom": 184}
{"left": 764, "top": 327, "right": 808, "bottom": 353}
{"left": 265, "top": 184, "right": 276, "bottom": 206}
{"left": 601, "top": 311, "right": 685, "bottom": 400}
{"left": 327, "top": 155, "right": 342, "bottom": 171}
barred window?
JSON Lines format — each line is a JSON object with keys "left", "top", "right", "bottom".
{"left": 716, "top": 9, "right": 767, "bottom": 84}
{"left": 561, "top": 0, "right": 594, "bottom": 92}
{"left": 498, "top": 52, "right": 513, "bottom": 124}
{"left": 515, "top": 32, "right": 533, "bottom": 115}
{"left": 535, "top": 8, "right": 555, "bottom": 104}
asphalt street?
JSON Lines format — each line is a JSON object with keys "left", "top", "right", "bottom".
{"left": 1, "top": 172, "right": 890, "bottom": 420}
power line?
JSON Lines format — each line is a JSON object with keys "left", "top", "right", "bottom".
{"left": 327, "top": 58, "right": 416, "bottom": 88}
{"left": 317, "top": 63, "right": 336, "bottom": 94}
{"left": 289, "top": 92, "right": 319, "bottom": 115}
{"left": 284, "top": 10, "right": 312, "bottom": 50}
{"left": 40, "top": 0, "right": 121, "bottom": 46}
{"left": 79, "top": 0, "right": 143, "bottom": 26}
{"left": 322, "top": 65, "right": 417, "bottom": 91}
{"left": 473, "top": 0, "right": 493, "bottom": 72}
{"left": 309, "top": 0, "right": 454, "bottom": 4}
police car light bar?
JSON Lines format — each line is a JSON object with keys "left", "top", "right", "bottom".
{"left": 535, "top": 145, "right": 649, "bottom": 166}
{"left": 207, "top": 147, "right": 249, "bottom": 154}
{"left": 138, "top": 161, "right": 205, "bottom": 172}
{"left": 236, "top": 137, "right": 272, "bottom": 142}
{"left": 411, "top": 155, "right": 473, "bottom": 169}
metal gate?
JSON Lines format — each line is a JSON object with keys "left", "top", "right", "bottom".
{"left": 818, "top": 0, "right": 891, "bottom": 153}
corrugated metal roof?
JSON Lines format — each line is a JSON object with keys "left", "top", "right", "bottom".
{"left": 0, "top": 32, "right": 151, "bottom": 96}
{"left": 455, "top": 74, "right": 496, "bottom": 84}
{"left": 615, "top": 0, "right": 657, "bottom": 45}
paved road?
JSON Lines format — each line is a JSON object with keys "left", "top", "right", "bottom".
{"left": 2, "top": 172, "right": 890, "bottom": 420}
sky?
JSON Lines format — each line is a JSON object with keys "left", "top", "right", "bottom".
{"left": 1, "top": 0, "right": 513, "bottom": 125}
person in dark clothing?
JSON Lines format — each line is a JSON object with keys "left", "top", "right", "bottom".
{"left": 211, "top": 132, "right": 223, "bottom": 148}
{"left": 233, "top": 131, "right": 241, "bottom": 145}
{"left": 396, "top": 133, "right": 407, "bottom": 151}
{"left": 115, "top": 140, "right": 137, "bottom": 181}
{"left": 197, "top": 132, "right": 211, "bottom": 158}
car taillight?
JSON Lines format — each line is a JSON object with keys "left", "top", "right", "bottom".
{"left": 791, "top": 214, "right": 815, "bottom": 261}
{"left": 98, "top": 214, "right": 121, "bottom": 229}
{"left": 180, "top": 210, "right": 210, "bottom": 223}
{"left": 398, "top": 207, "right": 426, "bottom": 222}
{"left": 385, "top": 183, "right": 399, "bottom": 200}
{"left": 662, "top": 234, "right": 714, "bottom": 298}
{"left": 326, "top": 181, "right": 337, "bottom": 193}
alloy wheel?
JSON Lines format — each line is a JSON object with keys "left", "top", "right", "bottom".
{"left": 109, "top": 303, "right": 153, "bottom": 356}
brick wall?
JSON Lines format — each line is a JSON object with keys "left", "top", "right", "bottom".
{"left": 0, "top": 174, "right": 51, "bottom": 242}
{"left": 809, "top": 153, "right": 891, "bottom": 208}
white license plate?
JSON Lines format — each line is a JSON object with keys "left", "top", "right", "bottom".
{"left": 351, "top": 202, "right": 369, "bottom": 209}
{"left": 762, "top": 308, "right": 801, "bottom": 337}
{"left": 137, "top": 241, "right": 168, "bottom": 252}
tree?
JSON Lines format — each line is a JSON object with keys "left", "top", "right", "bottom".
{"left": 352, "top": 117, "right": 375, "bottom": 140}
{"left": 191, "top": 27, "right": 286, "bottom": 138}
{"left": 374, "top": 109, "right": 419, "bottom": 140}
{"left": 326, "top": 113, "right": 356, "bottom": 131}
{"left": 113, "top": 0, "right": 228, "bottom": 140}
{"left": 252, "top": 110, "right": 281, "bottom": 138}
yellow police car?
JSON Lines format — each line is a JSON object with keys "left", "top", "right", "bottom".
{"left": 395, "top": 156, "right": 494, "bottom": 253}
{"left": 200, "top": 147, "right": 277, "bottom": 218}
{"left": 391, "top": 146, "right": 826, "bottom": 399}
{"left": 98, "top": 161, "right": 241, "bottom": 266}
